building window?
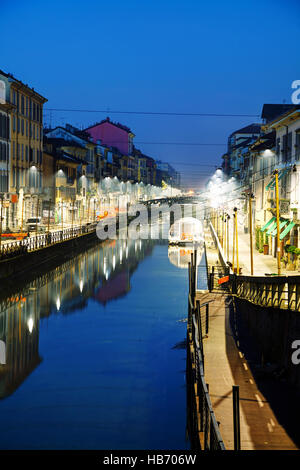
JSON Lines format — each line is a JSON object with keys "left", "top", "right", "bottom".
{"left": 0, "top": 81, "right": 5, "bottom": 104}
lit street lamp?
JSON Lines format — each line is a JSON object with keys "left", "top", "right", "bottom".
{"left": 248, "top": 193, "right": 254, "bottom": 276}
{"left": 233, "top": 207, "right": 239, "bottom": 274}
{"left": 274, "top": 169, "right": 281, "bottom": 275}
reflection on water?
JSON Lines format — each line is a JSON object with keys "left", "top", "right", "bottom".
{"left": 0, "top": 238, "right": 157, "bottom": 400}
{"left": 0, "top": 229, "right": 205, "bottom": 449}
{"left": 168, "top": 245, "right": 203, "bottom": 269}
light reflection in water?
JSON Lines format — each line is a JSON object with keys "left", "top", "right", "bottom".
{"left": 0, "top": 223, "right": 204, "bottom": 449}
{"left": 0, "top": 237, "right": 158, "bottom": 400}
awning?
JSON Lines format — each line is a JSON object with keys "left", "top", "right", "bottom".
{"left": 260, "top": 217, "right": 275, "bottom": 232}
{"left": 270, "top": 219, "right": 288, "bottom": 237}
{"left": 266, "top": 220, "right": 278, "bottom": 235}
{"left": 265, "top": 168, "right": 288, "bottom": 191}
{"left": 280, "top": 221, "right": 295, "bottom": 240}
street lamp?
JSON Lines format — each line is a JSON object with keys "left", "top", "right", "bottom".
{"left": 274, "top": 169, "right": 281, "bottom": 275}
{"left": 233, "top": 207, "right": 239, "bottom": 274}
{"left": 248, "top": 193, "right": 254, "bottom": 276}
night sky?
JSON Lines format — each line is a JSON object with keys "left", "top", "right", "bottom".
{"left": 2, "top": 0, "right": 300, "bottom": 189}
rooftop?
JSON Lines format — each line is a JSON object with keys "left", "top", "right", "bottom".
{"left": 229, "top": 123, "right": 262, "bottom": 138}
{"left": 85, "top": 117, "right": 133, "bottom": 134}
{"left": 0, "top": 69, "right": 47, "bottom": 102}
{"left": 261, "top": 104, "right": 299, "bottom": 123}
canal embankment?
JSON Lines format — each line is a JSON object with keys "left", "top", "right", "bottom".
{"left": 0, "top": 216, "right": 135, "bottom": 289}
{"left": 198, "top": 223, "right": 298, "bottom": 450}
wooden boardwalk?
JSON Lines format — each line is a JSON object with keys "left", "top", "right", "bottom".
{"left": 199, "top": 228, "right": 299, "bottom": 450}
{"left": 196, "top": 290, "right": 298, "bottom": 450}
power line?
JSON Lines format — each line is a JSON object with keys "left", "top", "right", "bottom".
{"left": 44, "top": 108, "right": 261, "bottom": 118}
{"left": 135, "top": 142, "right": 226, "bottom": 146}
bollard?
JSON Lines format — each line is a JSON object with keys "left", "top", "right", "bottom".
{"left": 232, "top": 385, "right": 241, "bottom": 450}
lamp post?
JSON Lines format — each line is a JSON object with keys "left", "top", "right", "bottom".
{"left": 249, "top": 193, "right": 254, "bottom": 276}
{"left": 47, "top": 198, "right": 51, "bottom": 235}
{"left": 234, "top": 207, "right": 239, "bottom": 274}
{"left": 35, "top": 197, "right": 39, "bottom": 237}
{"left": 274, "top": 169, "right": 281, "bottom": 275}
{"left": 71, "top": 198, "right": 75, "bottom": 235}
{"left": 227, "top": 214, "right": 230, "bottom": 261}
{"left": 232, "top": 211, "right": 235, "bottom": 271}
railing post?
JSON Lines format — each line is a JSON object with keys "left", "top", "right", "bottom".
{"left": 205, "top": 303, "right": 209, "bottom": 335}
{"left": 211, "top": 266, "right": 214, "bottom": 292}
{"left": 232, "top": 385, "right": 241, "bottom": 451}
{"left": 232, "top": 274, "right": 237, "bottom": 295}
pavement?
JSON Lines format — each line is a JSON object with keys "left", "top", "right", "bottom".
{"left": 227, "top": 225, "right": 296, "bottom": 277}
{"left": 197, "top": 229, "right": 299, "bottom": 450}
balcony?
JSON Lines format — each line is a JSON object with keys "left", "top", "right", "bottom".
{"left": 67, "top": 177, "right": 75, "bottom": 185}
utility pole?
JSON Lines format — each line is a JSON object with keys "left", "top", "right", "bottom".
{"left": 274, "top": 169, "right": 281, "bottom": 275}
{"left": 47, "top": 198, "right": 51, "bottom": 236}
{"left": 21, "top": 197, "right": 24, "bottom": 232}
{"left": 234, "top": 207, "right": 239, "bottom": 274}
{"left": 232, "top": 211, "right": 235, "bottom": 272}
{"left": 249, "top": 194, "right": 254, "bottom": 276}
{"left": 227, "top": 214, "right": 230, "bottom": 261}
{"left": 35, "top": 197, "right": 39, "bottom": 237}
{"left": 71, "top": 198, "right": 74, "bottom": 235}
{"left": 223, "top": 213, "right": 226, "bottom": 257}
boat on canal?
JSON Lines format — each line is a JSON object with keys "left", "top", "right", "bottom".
{"left": 168, "top": 217, "right": 204, "bottom": 246}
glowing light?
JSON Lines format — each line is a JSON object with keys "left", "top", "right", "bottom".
{"left": 27, "top": 317, "right": 34, "bottom": 333}
{"left": 262, "top": 149, "right": 274, "bottom": 158}
{"left": 56, "top": 297, "right": 61, "bottom": 311}
{"left": 79, "top": 280, "right": 83, "bottom": 292}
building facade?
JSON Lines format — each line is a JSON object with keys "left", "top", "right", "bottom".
{"left": 0, "top": 69, "right": 47, "bottom": 229}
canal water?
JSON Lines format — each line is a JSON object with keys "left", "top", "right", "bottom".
{"left": 0, "top": 230, "right": 207, "bottom": 449}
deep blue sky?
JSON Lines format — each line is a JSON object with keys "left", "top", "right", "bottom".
{"left": 2, "top": 0, "right": 300, "bottom": 188}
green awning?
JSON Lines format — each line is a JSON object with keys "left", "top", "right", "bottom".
{"left": 270, "top": 219, "right": 288, "bottom": 237}
{"left": 265, "top": 169, "right": 288, "bottom": 191}
{"left": 266, "top": 220, "right": 278, "bottom": 235}
{"left": 280, "top": 221, "right": 295, "bottom": 240}
{"left": 260, "top": 217, "right": 276, "bottom": 232}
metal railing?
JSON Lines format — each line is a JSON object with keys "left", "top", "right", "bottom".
{"left": 230, "top": 274, "right": 300, "bottom": 312}
{"left": 0, "top": 222, "right": 98, "bottom": 261}
{"left": 187, "top": 252, "right": 226, "bottom": 450}
{"left": 208, "top": 219, "right": 300, "bottom": 312}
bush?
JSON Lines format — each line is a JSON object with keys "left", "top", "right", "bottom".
{"left": 285, "top": 245, "right": 297, "bottom": 254}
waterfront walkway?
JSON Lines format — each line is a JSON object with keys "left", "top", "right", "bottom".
{"left": 200, "top": 230, "right": 298, "bottom": 450}
{"left": 234, "top": 226, "right": 298, "bottom": 277}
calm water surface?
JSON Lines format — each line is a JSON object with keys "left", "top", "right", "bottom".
{"left": 0, "top": 233, "right": 206, "bottom": 449}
